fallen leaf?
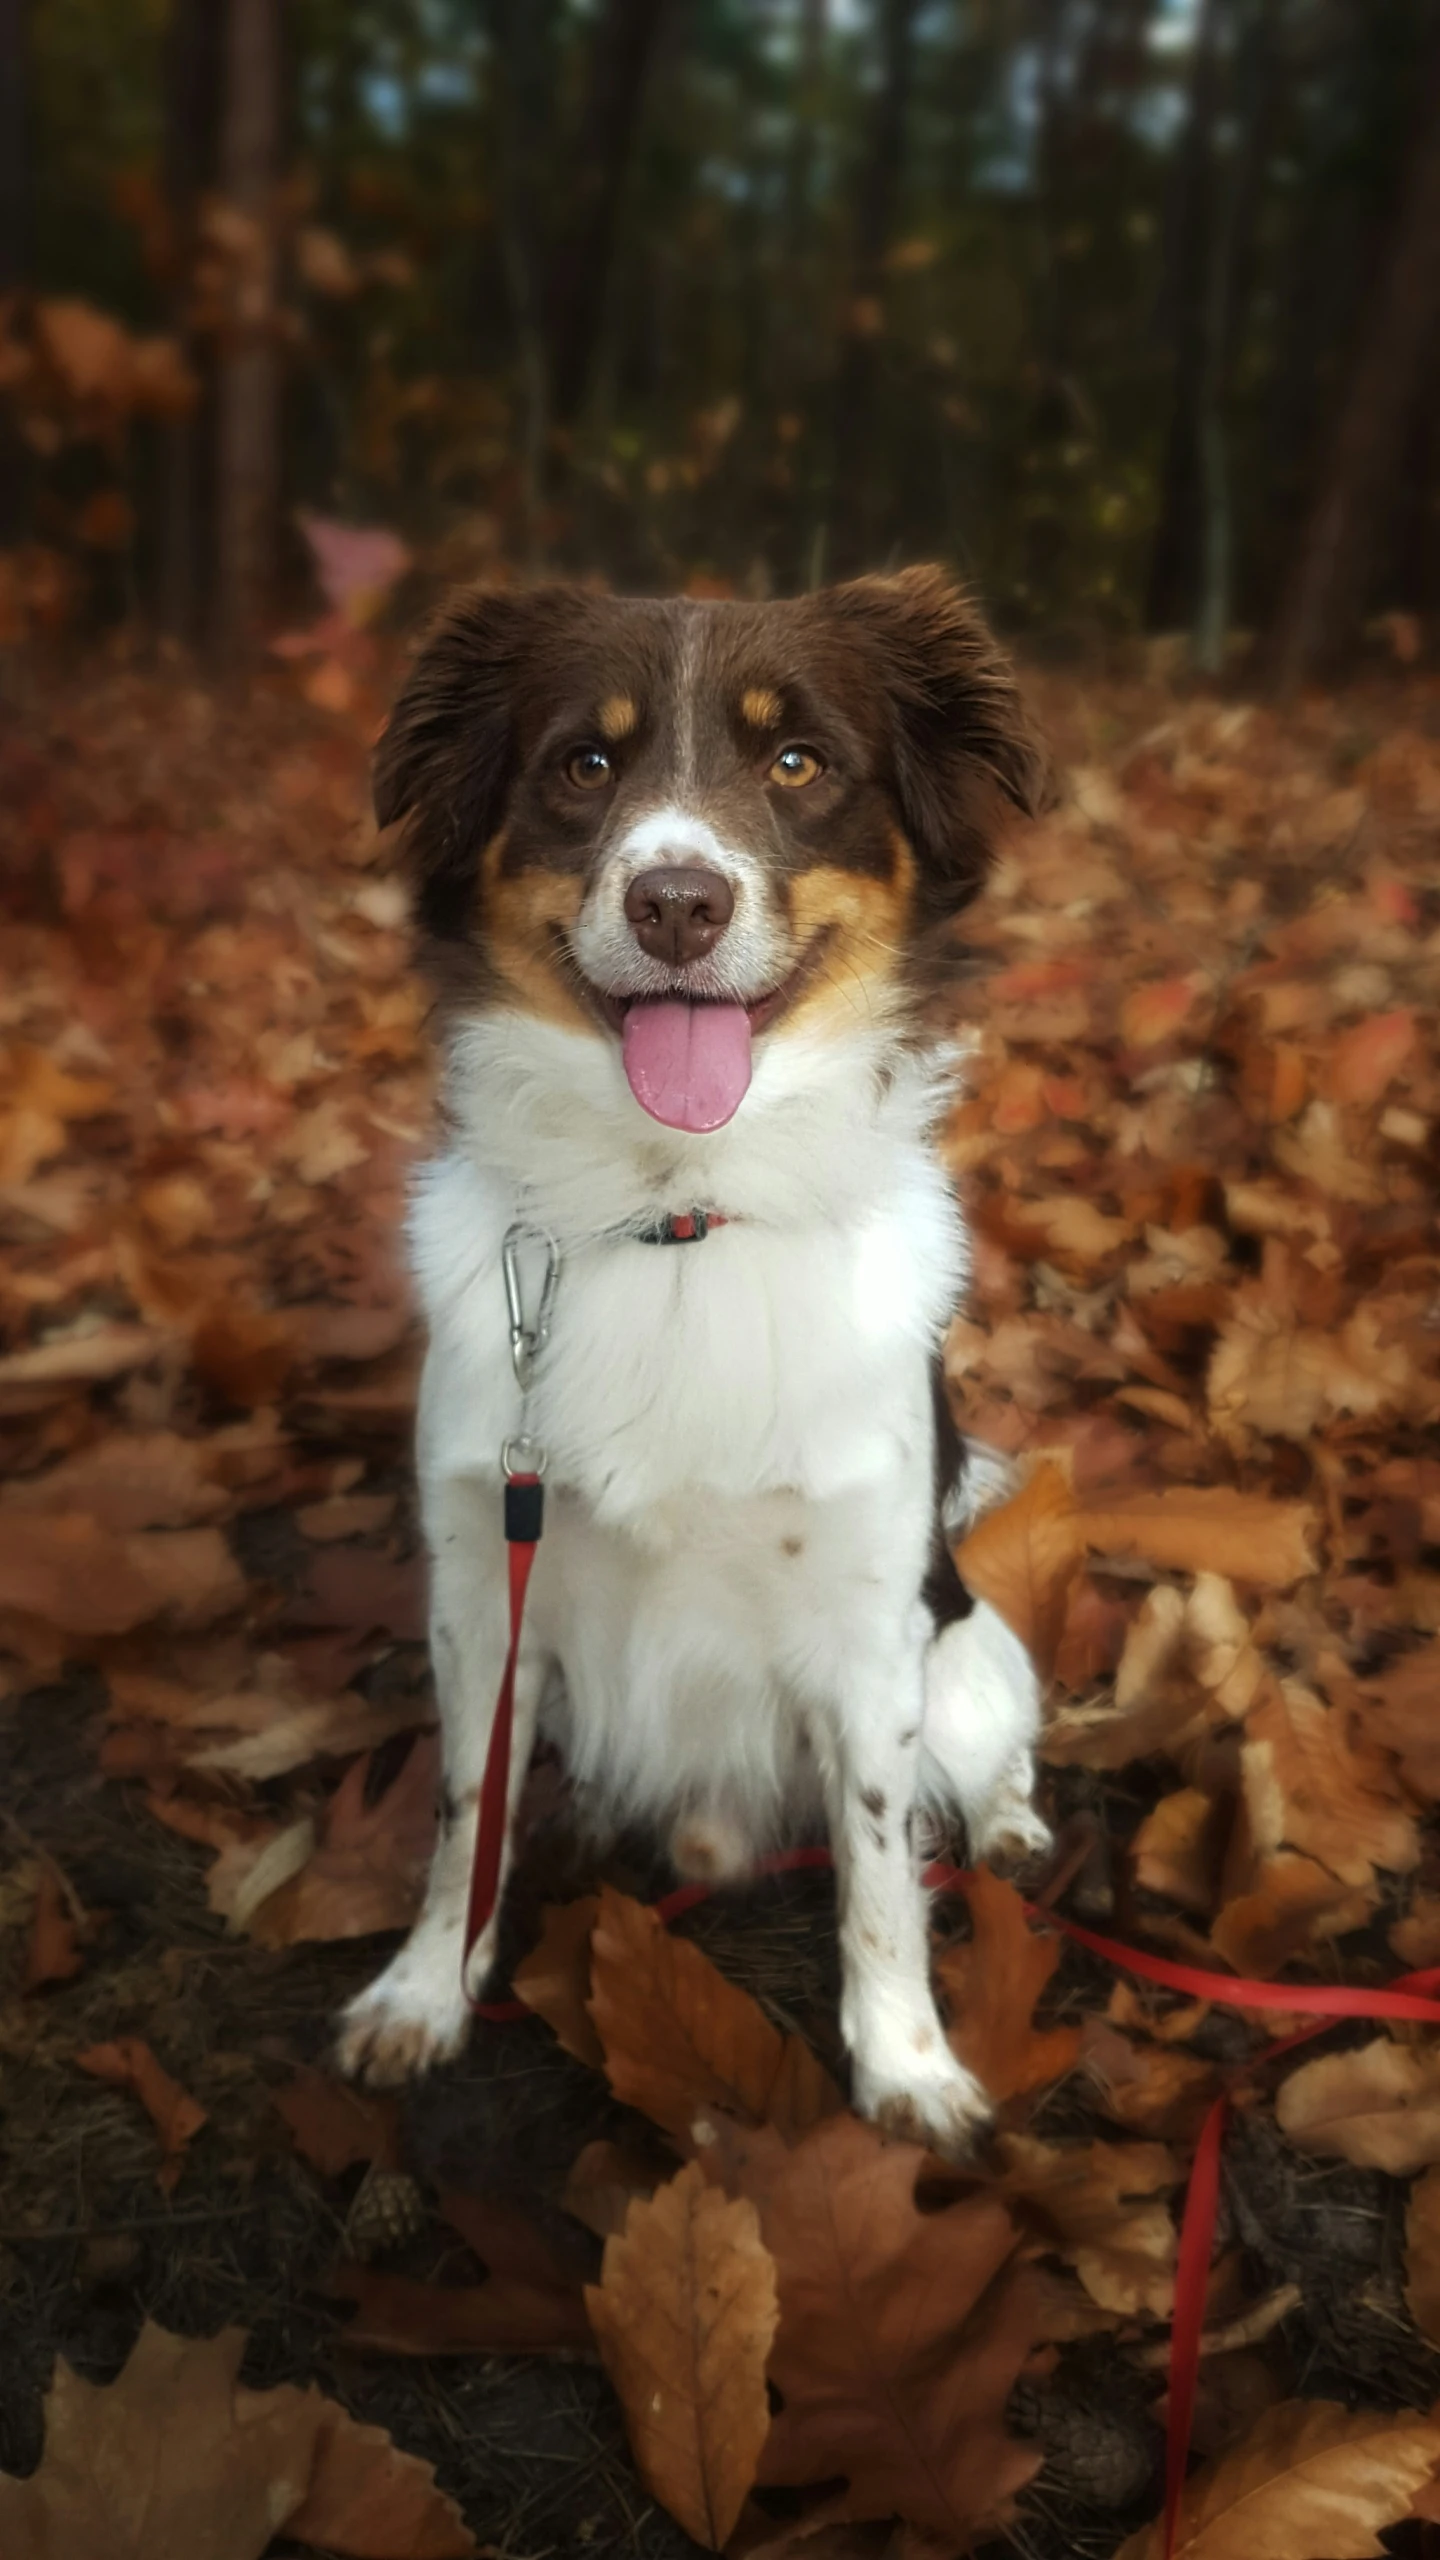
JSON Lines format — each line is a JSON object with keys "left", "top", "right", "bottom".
{"left": 249, "top": 1735, "right": 438, "bottom": 1944}
{"left": 1405, "top": 2163, "right": 1440, "bottom": 2347}
{"left": 936, "top": 1866, "right": 1081, "bottom": 2101}
{"left": 2, "top": 1430, "right": 231, "bottom": 1530}
{"left": 1131, "top": 1787, "right": 1224, "bottom": 1913}
{"left": 1327, "top": 1008, "right": 1415, "bottom": 1105}
{"left": 587, "top": 1886, "right": 842, "bottom": 2149}
{"left": 75, "top": 2038, "right": 207, "bottom": 2191}
{"left": 1076, "top": 1487, "right": 1317, "bottom": 1589}
{"left": 587, "top": 2162, "right": 778, "bottom": 2550}
{"left": 513, "top": 1894, "right": 604, "bottom": 2067}
{"left": 1115, "top": 2397, "right": 1440, "bottom": 2560}
{"left": 24, "top": 1862, "right": 86, "bottom": 1989}
{"left": 329, "top": 2261, "right": 592, "bottom": 2356}
{"left": 996, "top": 2131, "right": 1178, "bottom": 2315}
{"left": 562, "top": 2138, "right": 660, "bottom": 2240}
{"left": 704, "top": 2111, "right": 1042, "bottom": 2543}
{"left": 1276, "top": 2038, "right": 1440, "bottom": 2173}
{"left": 1210, "top": 1851, "right": 1375, "bottom": 1977}
{"left": 1241, "top": 1677, "right": 1417, "bottom": 1889}
{"left": 0, "top": 2318, "right": 474, "bottom": 2560}
{"left": 0, "top": 1514, "right": 244, "bottom": 1634}
{"left": 272, "top": 2066, "right": 401, "bottom": 2176}
{"left": 954, "top": 1460, "right": 1083, "bottom": 1678}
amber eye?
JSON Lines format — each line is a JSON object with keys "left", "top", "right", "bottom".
{"left": 565, "top": 746, "right": 614, "bottom": 791}
{"left": 769, "top": 745, "right": 823, "bottom": 789}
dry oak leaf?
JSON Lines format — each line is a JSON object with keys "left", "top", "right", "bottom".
{"left": 994, "top": 2131, "right": 1177, "bottom": 2317}
{"left": 1114, "top": 2396, "right": 1440, "bottom": 2560}
{"left": 23, "top": 1861, "right": 86, "bottom": 1990}
{"left": 0, "top": 2320, "right": 474, "bottom": 2560}
{"left": 0, "top": 1513, "right": 244, "bottom": 1634}
{"left": 75, "top": 2037, "right": 207, "bottom": 2192}
{"left": 1210, "top": 1851, "right": 1376, "bottom": 1979}
{"left": 563, "top": 2137, "right": 661, "bottom": 2240}
{"left": 1405, "top": 2164, "right": 1440, "bottom": 2348}
{"left": 1131, "top": 1788, "right": 1223, "bottom": 1915}
{"left": 247, "top": 1734, "right": 438, "bottom": 1945}
{"left": 1209, "top": 1303, "right": 1412, "bottom": 1448}
{"left": 954, "top": 1460, "right": 1082, "bottom": 1681}
{"left": 1, "top": 1429, "right": 232, "bottom": 1531}
{"left": 587, "top": 2161, "right": 778, "bottom": 2551}
{"left": 272, "top": 2065, "right": 401, "bottom": 2176}
{"left": 588, "top": 1885, "right": 842, "bottom": 2149}
{"left": 1276, "top": 2038, "right": 1440, "bottom": 2174}
{"left": 514, "top": 1893, "right": 604, "bottom": 2067}
{"left": 1359, "top": 1639, "right": 1440, "bottom": 1801}
{"left": 329, "top": 2259, "right": 592, "bottom": 2358}
{"left": 0, "top": 1321, "right": 168, "bottom": 1407}
{"left": 705, "top": 2111, "right": 1042, "bottom": 2546}
{"left": 936, "top": 1866, "right": 1081, "bottom": 2102}
{"left": 1241, "top": 1678, "right": 1418, "bottom": 1890}
{"left": 1075, "top": 1487, "right": 1316, "bottom": 1591}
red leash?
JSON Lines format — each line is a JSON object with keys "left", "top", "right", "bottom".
{"left": 461, "top": 1470, "right": 543, "bottom": 2004}
{"left": 473, "top": 1840, "right": 1440, "bottom": 2553}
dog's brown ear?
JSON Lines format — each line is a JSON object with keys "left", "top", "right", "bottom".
{"left": 374, "top": 583, "right": 580, "bottom": 945}
{"left": 822, "top": 564, "right": 1048, "bottom": 914}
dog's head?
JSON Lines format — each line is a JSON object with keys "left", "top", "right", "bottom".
{"left": 377, "top": 568, "right": 1043, "bottom": 1137}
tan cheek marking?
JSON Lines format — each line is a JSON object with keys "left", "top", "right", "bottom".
{"left": 781, "top": 835, "right": 916, "bottom": 1033}
{"left": 742, "top": 686, "right": 782, "bottom": 730}
{"left": 480, "top": 832, "right": 594, "bottom": 1031}
{"left": 598, "top": 693, "right": 638, "bottom": 742}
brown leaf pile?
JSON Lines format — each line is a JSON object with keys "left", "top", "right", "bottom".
{"left": 7, "top": 662, "right": 1440, "bottom": 2555}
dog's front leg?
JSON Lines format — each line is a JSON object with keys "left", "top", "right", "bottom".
{"left": 820, "top": 1618, "right": 991, "bottom": 2160}
{"left": 336, "top": 1472, "right": 541, "bottom": 2087}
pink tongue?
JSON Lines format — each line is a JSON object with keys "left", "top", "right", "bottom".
{"left": 622, "top": 999, "right": 753, "bottom": 1132}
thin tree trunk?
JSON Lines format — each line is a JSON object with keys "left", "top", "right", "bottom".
{"left": 159, "top": 0, "right": 222, "bottom": 643}
{"left": 1192, "top": 0, "right": 1278, "bottom": 672}
{"left": 545, "top": 0, "right": 669, "bottom": 434}
{"left": 825, "top": 0, "right": 922, "bottom": 578}
{"left": 1266, "top": 24, "right": 1440, "bottom": 690}
{"left": 213, "top": 0, "right": 282, "bottom": 664}
{"left": 485, "top": 0, "right": 562, "bottom": 564}
{"left": 0, "top": 0, "right": 31, "bottom": 545}
{"left": 1145, "top": 0, "right": 1221, "bottom": 632}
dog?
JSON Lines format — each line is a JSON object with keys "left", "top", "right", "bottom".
{"left": 336, "top": 565, "right": 1051, "bottom": 2155}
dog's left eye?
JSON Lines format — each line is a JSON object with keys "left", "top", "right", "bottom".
{"left": 769, "top": 746, "right": 824, "bottom": 789}
{"left": 565, "top": 747, "right": 614, "bottom": 791}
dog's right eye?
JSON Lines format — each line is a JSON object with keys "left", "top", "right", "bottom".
{"left": 565, "top": 747, "right": 614, "bottom": 792}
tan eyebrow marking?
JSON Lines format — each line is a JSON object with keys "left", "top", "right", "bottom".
{"left": 741, "top": 686, "right": 782, "bottom": 730}
{"left": 598, "top": 694, "right": 638, "bottom": 741}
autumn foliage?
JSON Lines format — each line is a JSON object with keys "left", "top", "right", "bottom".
{"left": 5, "top": 653, "right": 1440, "bottom": 2551}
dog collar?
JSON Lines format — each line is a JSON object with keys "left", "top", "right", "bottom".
{"left": 634, "top": 1210, "right": 729, "bottom": 1245}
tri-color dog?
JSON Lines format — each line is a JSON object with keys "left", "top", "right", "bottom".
{"left": 337, "top": 565, "right": 1051, "bottom": 2155}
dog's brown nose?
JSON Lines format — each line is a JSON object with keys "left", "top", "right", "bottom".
{"left": 623, "top": 866, "right": 735, "bottom": 967}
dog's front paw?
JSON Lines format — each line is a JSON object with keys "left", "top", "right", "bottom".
{"left": 850, "top": 2035, "right": 993, "bottom": 2162}
{"left": 335, "top": 1949, "right": 472, "bottom": 2088}
{"left": 968, "top": 1776, "right": 1054, "bottom": 1873}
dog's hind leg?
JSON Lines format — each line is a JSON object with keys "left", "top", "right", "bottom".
{"left": 920, "top": 1600, "right": 1051, "bottom": 1867}
{"left": 336, "top": 1472, "right": 543, "bottom": 2087}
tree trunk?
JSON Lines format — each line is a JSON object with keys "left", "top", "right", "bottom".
{"left": 545, "top": 0, "right": 669, "bottom": 434}
{"left": 1145, "top": 0, "right": 1221, "bottom": 633}
{"left": 1191, "top": 0, "right": 1279, "bottom": 672}
{"left": 212, "top": 0, "right": 282, "bottom": 664}
{"left": 159, "top": 0, "right": 222, "bottom": 643}
{"left": 1265, "top": 24, "right": 1440, "bottom": 690}
{"left": 485, "top": 0, "right": 563, "bottom": 563}
{"left": 825, "top": 0, "right": 922, "bottom": 578}
{"left": 0, "top": 0, "right": 31, "bottom": 545}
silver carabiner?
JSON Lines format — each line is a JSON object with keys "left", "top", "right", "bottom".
{"left": 502, "top": 1224, "right": 561, "bottom": 1394}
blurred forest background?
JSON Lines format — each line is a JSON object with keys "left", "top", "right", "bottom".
{"left": 3, "top": 0, "right": 1440, "bottom": 682}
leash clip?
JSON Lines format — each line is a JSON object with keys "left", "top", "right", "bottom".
{"left": 502, "top": 1224, "right": 560, "bottom": 1394}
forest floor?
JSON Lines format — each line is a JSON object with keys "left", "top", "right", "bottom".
{"left": 2, "top": 639, "right": 1440, "bottom": 2560}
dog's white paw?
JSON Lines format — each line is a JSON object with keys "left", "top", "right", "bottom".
{"left": 850, "top": 2031, "right": 992, "bottom": 2161}
{"left": 968, "top": 1767, "right": 1054, "bottom": 1872}
{"left": 668, "top": 1810, "right": 758, "bottom": 1886}
{"left": 335, "top": 1948, "right": 472, "bottom": 2087}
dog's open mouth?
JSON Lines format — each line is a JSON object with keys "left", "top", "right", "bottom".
{"left": 584, "top": 928, "right": 833, "bottom": 1134}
